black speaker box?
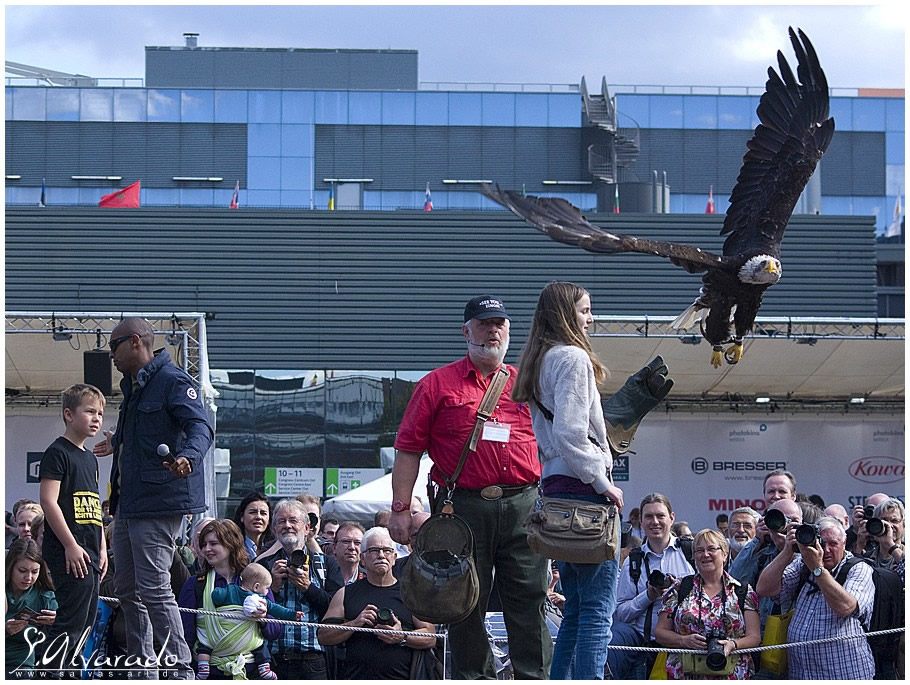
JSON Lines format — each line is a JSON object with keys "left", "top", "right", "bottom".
{"left": 84, "top": 350, "right": 112, "bottom": 396}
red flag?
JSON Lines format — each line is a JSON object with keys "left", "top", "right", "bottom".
{"left": 99, "top": 180, "right": 141, "bottom": 208}
{"left": 423, "top": 182, "right": 433, "bottom": 212}
{"left": 706, "top": 185, "right": 716, "bottom": 214}
{"left": 230, "top": 180, "right": 239, "bottom": 209}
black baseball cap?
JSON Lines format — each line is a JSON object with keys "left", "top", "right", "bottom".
{"left": 464, "top": 295, "right": 510, "bottom": 322}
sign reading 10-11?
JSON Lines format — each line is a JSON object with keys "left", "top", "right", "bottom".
{"left": 263, "top": 467, "right": 385, "bottom": 498}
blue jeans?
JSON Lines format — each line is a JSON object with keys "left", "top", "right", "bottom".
{"left": 606, "top": 620, "right": 648, "bottom": 679}
{"left": 548, "top": 494, "right": 619, "bottom": 680}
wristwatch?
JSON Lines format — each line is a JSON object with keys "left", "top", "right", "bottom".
{"left": 391, "top": 500, "right": 409, "bottom": 513}
{"left": 888, "top": 544, "right": 901, "bottom": 556}
{"left": 812, "top": 566, "right": 824, "bottom": 577}
{"left": 397, "top": 636, "right": 408, "bottom": 646}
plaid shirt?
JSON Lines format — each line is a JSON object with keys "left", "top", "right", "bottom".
{"left": 775, "top": 553, "right": 875, "bottom": 679}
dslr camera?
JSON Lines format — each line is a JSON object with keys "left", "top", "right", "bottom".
{"left": 704, "top": 629, "right": 729, "bottom": 671}
{"left": 288, "top": 549, "right": 310, "bottom": 576}
{"left": 764, "top": 509, "right": 799, "bottom": 552}
{"left": 648, "top": 569, "right": 673, "bottom": 590}
{"left": 858, "top": 504, "right": 887, "bottom": 537}
{"left": 795, "top": 523, "right": 826, "bottom": 548}
{"left": 375, "top": 608, "right": 395, "bottom": 626}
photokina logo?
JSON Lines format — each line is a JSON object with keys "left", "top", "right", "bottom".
{"left": 691, "top": 458, "right": 709, "bottom": 475}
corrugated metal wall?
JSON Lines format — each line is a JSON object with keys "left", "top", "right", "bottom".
{"left": 5, "top": 208, "right": 878, "bottom": 369}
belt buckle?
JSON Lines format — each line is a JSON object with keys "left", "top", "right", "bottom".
{"left": 481, "top": 485, "right": 503, "bottom": 500}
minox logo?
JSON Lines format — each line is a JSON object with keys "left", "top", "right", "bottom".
{"left": 849, "top": 457, "right": 904, "bottom": 484}
{"left": 691, "top": 458, "right": 786, "bottom": 474}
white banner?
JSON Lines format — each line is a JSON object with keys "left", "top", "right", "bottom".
{"left": 622, "top": 415, "right": 904, "bottom": 531}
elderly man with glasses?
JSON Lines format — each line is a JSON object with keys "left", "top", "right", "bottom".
{"left": 318, "top": 526, "right": 437, "bottom": 679}
{"left": 258, "top": 498, "right": 344, "bottom": 679}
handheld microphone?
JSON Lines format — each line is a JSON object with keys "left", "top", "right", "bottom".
{"left": 157, "top": 443, "right": 176, "bottom": 464}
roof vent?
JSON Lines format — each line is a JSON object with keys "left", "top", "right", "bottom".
{"left": 184, "top": 33, "right": 199, "bottom": 48}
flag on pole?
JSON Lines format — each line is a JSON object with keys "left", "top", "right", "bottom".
{"left": 328, "top": 182, "right": 335, "bottom": 210}
{"left": 885, "top": 194, "right": 902, "bottom": 238}
{"left": 706, "top": 185, "right": 716, "bottom": 214}
{"left": 423, "top": 182, "right": 433, "bottom": 211}
{"left": 229, "top": 180, "right": 239, "bottom": 209}
{"left": 613, "top": 184, "right": 620, "bottom": 214}
{"left": 98, "top": 180, "right": 141, "bottom": 208}
{"left": 38, "top": 178, "right": 46, "bottom": 207}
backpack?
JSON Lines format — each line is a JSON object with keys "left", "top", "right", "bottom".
{"left": 796, "top": 556, "right": 903, "bottom": 676}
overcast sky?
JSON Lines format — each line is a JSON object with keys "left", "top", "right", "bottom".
{"left": 4, "top": 4, "right": 905, "bottom": 89}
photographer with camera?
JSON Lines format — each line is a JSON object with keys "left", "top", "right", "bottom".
{"left": 258, "top": 498, "right": 344, "bottom": 679}
{"left": 609, "top": 493, "right": 694, "bottom": 679}
{"left": 654, "top": 529, "right": 761, "bottom": 679}
{"left": 863, "top": 498, "right": 904, "bottom": 573}
{"left": 318, "top": 526, "right": 437, "bottom": 679}
{"left": 755, "top": 516, "right": 876, "bottom": 679}
{"left": 848, "top": 492, "right": 888, "bottom": 556}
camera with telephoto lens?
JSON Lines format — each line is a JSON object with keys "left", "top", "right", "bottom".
{"left": 648, "top": 569, "right": 673, "bottom": 590}
{"left": 863, "top": 504, "right": 876, "bottom": 519}
{"left": 764, "top": 509, "right": 799, "bottom": 552}
{"left": 865, "top": 517, "right": 886, "bottom": 537}
{"left": 375, "top": 608, "right": 394, "bottom": 626}
{"left": 288, "top": 549, "right": 309, "bottom": 576}
{"left": 704, "top": 629, "right": 729, "bottom": 671}
{"left": 795, "top": 523, "right": 823, "bottom": 547}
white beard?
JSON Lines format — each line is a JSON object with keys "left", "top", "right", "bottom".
{"left": 468, "top": 339, "right": 509, "bottom": 366}
{"left": 728, "top": 536, "right": 748, "bottom": 553}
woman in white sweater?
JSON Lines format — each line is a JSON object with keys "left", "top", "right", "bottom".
{"left": 513, "top": 281, "right": 623, "bottom": 680}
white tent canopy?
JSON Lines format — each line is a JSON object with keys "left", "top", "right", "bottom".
{"left": 321, "top": 457, "right": 433, "bottom": 524}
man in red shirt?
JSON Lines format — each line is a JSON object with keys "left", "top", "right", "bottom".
{"left": 389, "top": 295, "right": 551, "bottom": 679}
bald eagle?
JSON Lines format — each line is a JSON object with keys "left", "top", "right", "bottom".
{"left": 483, "top": 28, "right": 834, "bottom": 368}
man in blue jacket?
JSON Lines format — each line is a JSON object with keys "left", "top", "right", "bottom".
{"left": 94, "top": 316, "right": 213, "bottom": 679}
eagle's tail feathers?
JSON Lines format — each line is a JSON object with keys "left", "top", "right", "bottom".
{"left": 671, "top": 303, "right": 703, "bottom": 330}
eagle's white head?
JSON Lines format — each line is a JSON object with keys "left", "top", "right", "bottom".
{"left": 739, "top": 255, "right": 782, "bottom": 285}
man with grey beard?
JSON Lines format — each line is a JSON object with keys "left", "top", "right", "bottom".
{"left": 390, "top": 295, "right": 550, "bottom": 679}
{"left": 727, "top": 506, "right": 760, "bottom": 561}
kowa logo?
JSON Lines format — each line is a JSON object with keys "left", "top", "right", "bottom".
{"left": 691, "top": 459, "right": 786, "bottom": 474}
{"left": 849, "top": 457, "right": 904, "bottom": 484}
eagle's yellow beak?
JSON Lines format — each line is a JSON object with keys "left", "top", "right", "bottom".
{"left": 766, "top": 262, "right": 779, "bottom": 274}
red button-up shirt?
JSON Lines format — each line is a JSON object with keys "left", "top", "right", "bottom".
{"left": 394, "top": 355, "right": 540, "bottom": 489}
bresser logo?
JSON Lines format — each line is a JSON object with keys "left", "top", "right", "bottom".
{"left": 691, "top": 459, "right": 786, "bottom": 474}
{"left": 849, "top": 457, "right": 905, "bottom": 484}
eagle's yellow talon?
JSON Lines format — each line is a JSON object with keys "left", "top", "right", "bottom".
{"left": 710, "top": 350, "right": 723, "bottom": 368}
{"left": 725, "top": 343, "right": 744, "bottom": 365}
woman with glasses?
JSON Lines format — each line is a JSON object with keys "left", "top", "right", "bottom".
{"left": 654, "top": 529, "right": 761, "bottom": 679}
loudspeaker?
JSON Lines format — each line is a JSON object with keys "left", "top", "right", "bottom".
{"left": 84, "top": 350, "right": 112, "bottom": 396}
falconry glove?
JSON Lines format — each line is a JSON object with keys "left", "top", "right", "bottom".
{"left": 603, "top": 356, "right": 673, "bottom": 456}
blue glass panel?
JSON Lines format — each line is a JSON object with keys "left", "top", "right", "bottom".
{"left": 886, "top": 164, "right": 904, "bottom": 197}
{"left": 280, "top": 190, "right": 311, "bottom": 207}
{"left": 362, "top": 190, "right": 382, "bottom": 210}
{"left": 650, "top": 95, "right": 684, "bottom": 128}
{"left": 181, "top": 90, "right": 214, "bottom": 123}
{"left": 717, "top": 96, "right": 752, "bottom": 130}
{"left": 852, "top": 195, "right": 886, "bottom": 231}
{"left": 515, "top": 93, "right": 548, "bottom": 127}
{"left": 12, "top": 88, "right": 45, "bottom": 120}
{"left": 147, "top": 89, "right": 180, "bottom": 122}
{"left": 280, "top": 157, "right": 311, "bottom": 191}
{"left": 246, "top": 189, "right": 281, "bottom": 206}
{"left": 46, "top": 89, "right": 80, "bottom": 121}
{"left": 78, "top": 186, "right": 107, "bottom": 204}
{"left": 247, "top": 157, "right": 281, "bottom": 190}
{"left": 748, "top": 96, "right": 761, "bottom": 130}
{"left": 114, "top": 90, "right": 147, "bottom": 122}
{"left": 415, "top": 92, "right": 448, "bottom": 125}
{"left": 820, "top": 195, "right": 851, "bottom": 215}
{"left": 282, "top": 91, "right": 314, "bottom": 123}
{"left": 448, "top": 191, "right": 484, "bottom": 209}
{"left": 5, "top": 88, "right": 12, "bottom": 120}
{"left": 281, "top": 124, "right": 313, "bottom": 157}
{"left": 382, "top": 92, "right": 415, "bottom": 125}
{"left": 314, "top": 189, "right": 330, "bottom": 208}
{"left": 885, "top": 98, "right": 904, "bottom": 132}
{"left": 683, "top": 95, "right": 717, "bottom": 129}
{"left": 248, "top": 124, "right": 281, "bottom": 156}
{"left": 482, "top": 93, "right": 514, "bottom": 126}
{"left": 215, "top": 90, "right": 248, "bottom": 123}
{"left": 42, "top": 186, "right": 79, "bottom": 205}
{"left": 349, "top": 91, "right": 381, "bottom": 125}
{"left": 616, "top": 94, "right": 649, "bottom": 128}
{"left": 179, "top": 188, "right": 214, "bottom": 206}
{"left": 79, "top": 89, "right": 112, "bottom": 121}
{"left": 828, "top": 97, "right": 853, "bottom": 131}
{"left": 144, "top": 188, "right": 179, "bottom": 206}
{"left": 548, "top": 93, "right": 580, "bottom": 127}
{"left": 248, "top": 91, "right": 281, "bottom": 124}
{"left": 885, "top": 132, "right": 905, "bottom": 165}
{"left": 315, "top": 91, "right": 348, "bottom": 124}
{"left": 852, "top": 98, "right": 886, "bottom": 131}
{"left": 448, "top": 93, "right": 482, "bottom": 126}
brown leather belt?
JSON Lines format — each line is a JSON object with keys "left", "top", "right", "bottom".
{"left": 458, "top": 483, "right": 538, "bottom": 501}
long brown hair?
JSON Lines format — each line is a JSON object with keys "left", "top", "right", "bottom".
{"left": 512, "top": 281, "right": 609, "bottom": 403}
{"left": 197, "top": 519, "right": 249, "bottom": 576}
{"left": 5, "top": 539, "right": 54, "bottom": 592}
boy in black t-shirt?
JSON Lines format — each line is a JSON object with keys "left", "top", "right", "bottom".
{"left": 38, "top": 383, "right": 108, "bottom": 673}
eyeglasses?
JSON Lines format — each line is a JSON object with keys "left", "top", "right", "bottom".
{"left": 365, "top": 546, "right": 395, "bottom": 557}
{"left": 275, "top": 517, "right": 303, "bottom": 527}
{"left": 694, "top": 546, "right": 724, "bottom": 556}
{"left": 336, "top": 538, "right": 362, "bottom": 548}
{"left": 109, "top": 335, "right": 134, "bottom": 353}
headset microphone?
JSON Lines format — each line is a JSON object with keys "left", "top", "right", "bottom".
{"left": 467, "top": 341, "right": 486, "bottom": 348}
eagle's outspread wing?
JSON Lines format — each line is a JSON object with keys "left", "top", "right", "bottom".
{"left": 481, "top": 185, "right": 725, "bottom": 274}
{"left": 721, "top": 27, "right": 835, "bottom": 259}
